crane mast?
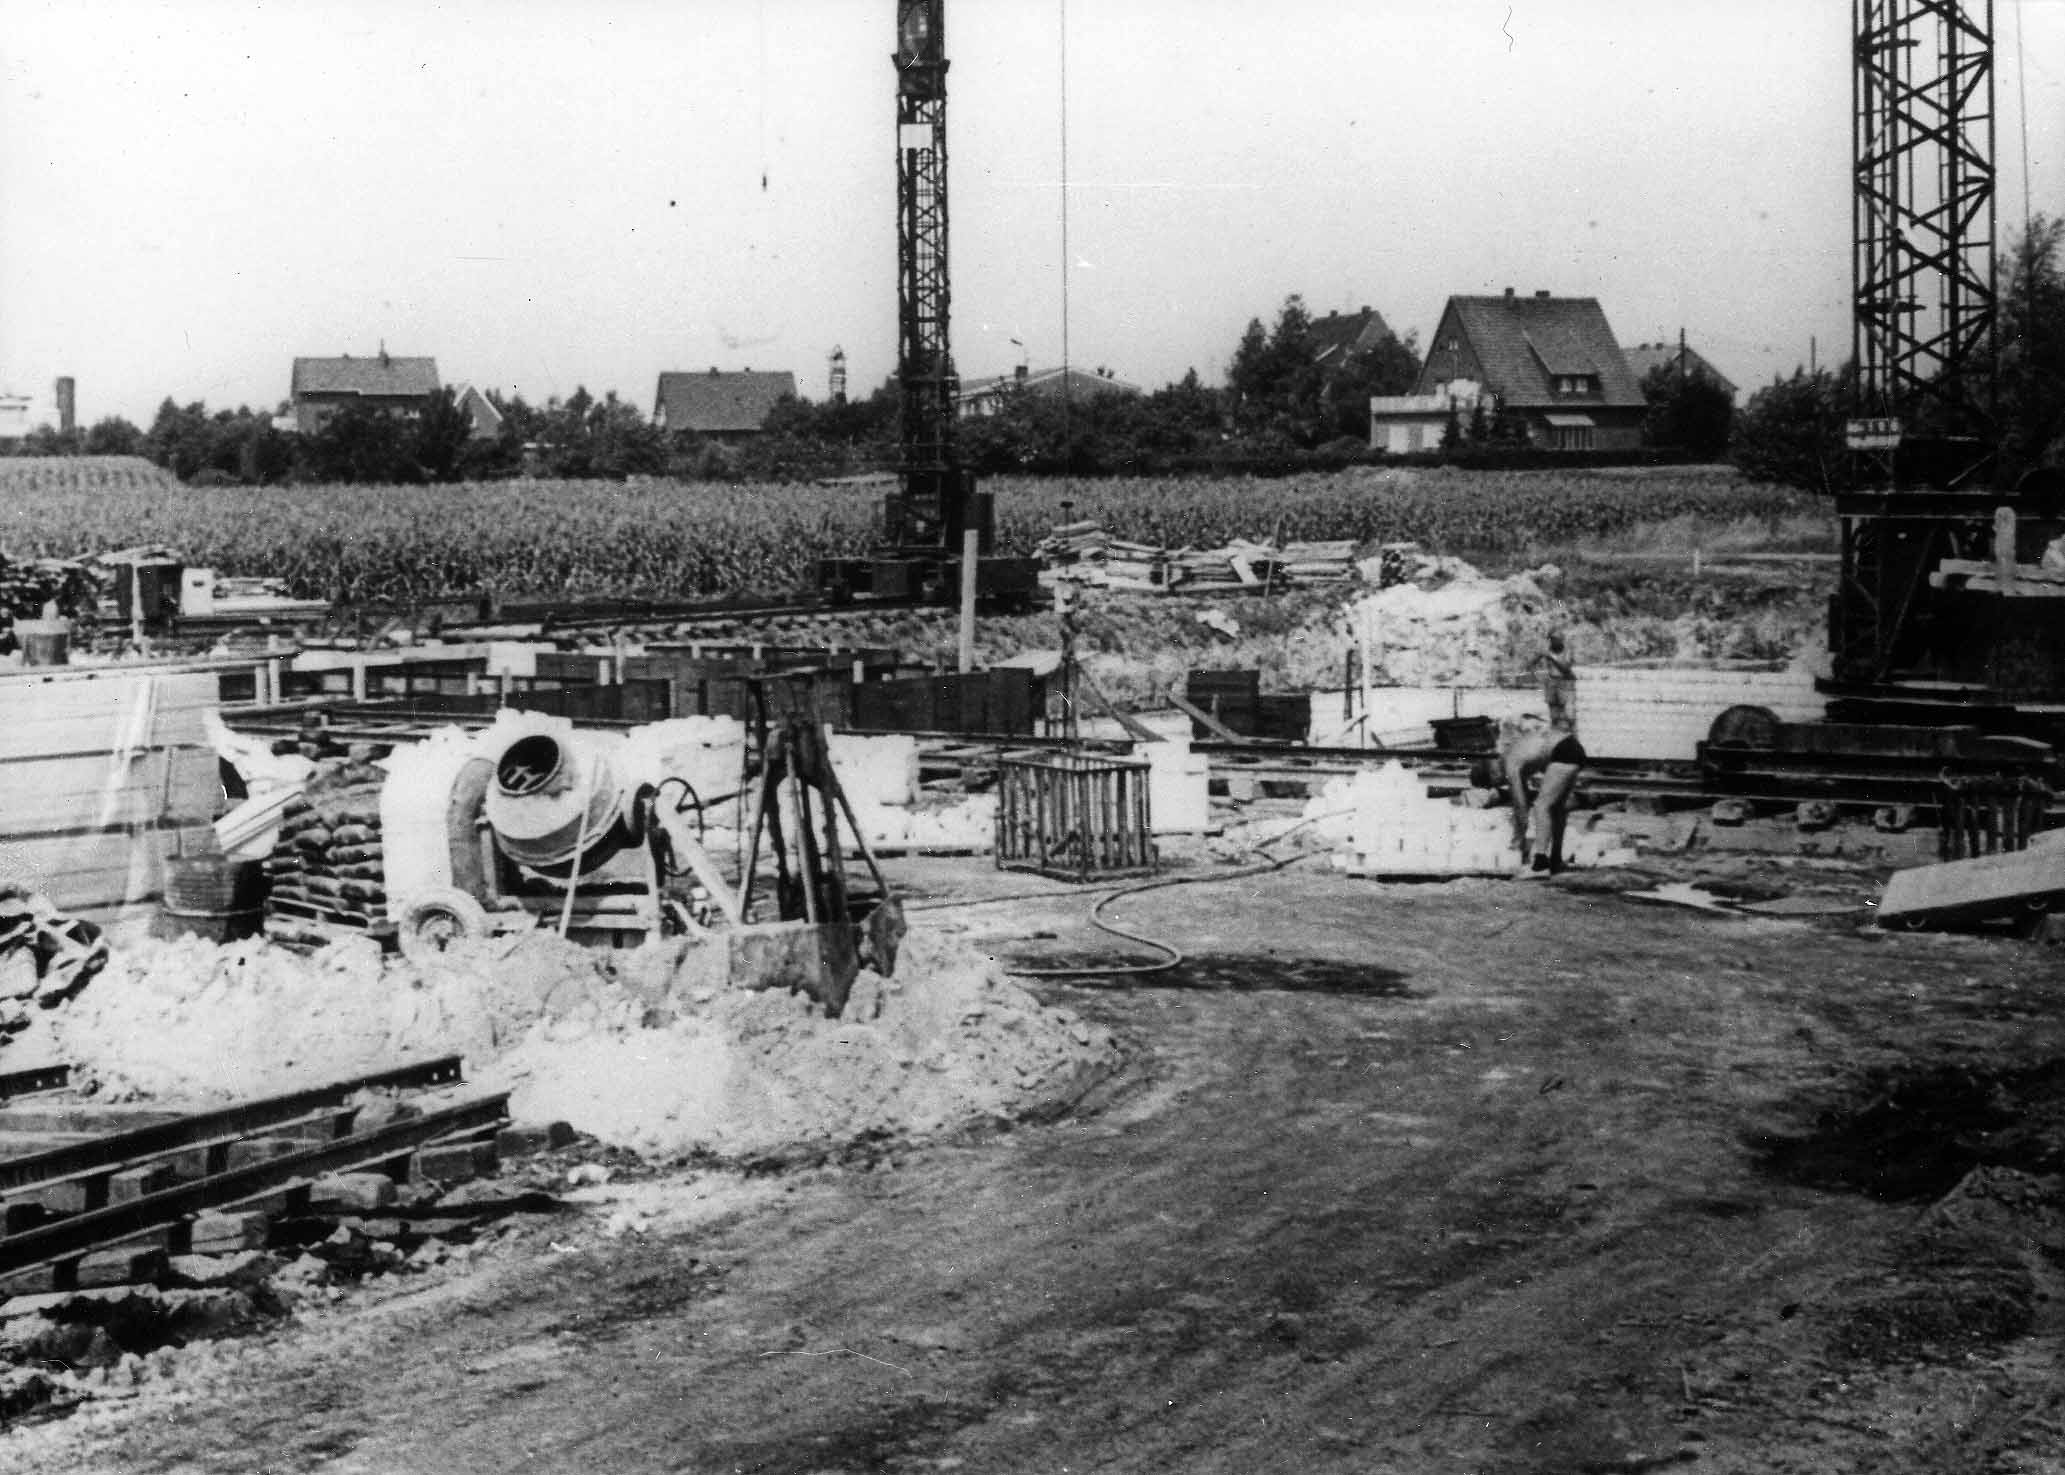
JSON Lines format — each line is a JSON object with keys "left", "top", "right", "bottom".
{"left": 818, "top": 1, "right": 1036, "bottom": 609}
{"left": 892, "top": 0, "right": 963, "bottom": 553}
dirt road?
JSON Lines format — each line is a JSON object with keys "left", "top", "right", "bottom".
{"left": 22, "top": 859, "right": 2065, "bottom": 1474}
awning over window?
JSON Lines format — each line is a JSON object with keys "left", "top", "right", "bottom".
{"left": 1542, "top": 413, "right": 1596, "bottom": 427}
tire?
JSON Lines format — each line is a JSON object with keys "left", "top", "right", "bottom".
{"left": 396, "top": 887, "right": 492, "bottom": 963}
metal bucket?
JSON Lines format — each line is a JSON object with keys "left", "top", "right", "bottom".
{"left": 161, "top": 856, "right": 267, "bottom": 942}
{"left": 15, "top": 618, "right": 71, "bottom": 667}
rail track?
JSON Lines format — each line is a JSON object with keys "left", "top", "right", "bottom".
{"left": 0, "top": 1055, "right": 509, "bottom": 1294}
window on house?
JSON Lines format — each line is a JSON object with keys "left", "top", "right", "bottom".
{"left": 1550, "top": 424, "right": 1594, "bottom": 451}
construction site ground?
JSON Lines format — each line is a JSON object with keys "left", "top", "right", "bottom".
{"left": 17, "top": 828, "right": 2065, "bottom": 1474}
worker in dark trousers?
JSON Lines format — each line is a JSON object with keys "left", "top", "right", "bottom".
{"left": 1486, "top": 717, "right": 1586, "bottom": 875}
{"left": 1531, "top": 631, "right": 1576, "bottom": 729}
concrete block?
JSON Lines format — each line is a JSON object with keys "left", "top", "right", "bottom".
{"left": 164, "top": 1251, "right": 277, "bottom": 1290}
{"left": 187, "top": 1209, "right": 271, "bottom": 1255}
{"left": 496, "top": 1121, "right": 575, "bottom": 1159}
{"left": 354, "top": 1099, "right": 423, "bottom": 1131}
{"left": 1879, "top": 845, "right": 2065, "bottom": 928}
{"left": 413, "top": 1141, "right": 499, "bottom": 1185}
{"left": 76, "top": 1247, "right": 167, "bottom": 1290}
{"left": 109, "top": 1163, "right": 177, "bottom": 1204}
{"left": 827, "top": 733, "right": 920, "bottom": 809}
{"left": 1710, "top": 799, "right": 1755, "bottom": 827}
{"left": 11, "top": 1182, "right": 90, "bottom": 1218}
{"left": 0, "top": 1267, "right": 63, "bottom": 1300}
{"left": 1137, "top": 738, "right": 1212, "bottom": 834}
{"left": 164, "top": 1146, "right": 217, "bottom": 1180}
{"left": 225, "top": 1137, "right": 302, "bottom": 1171}
{"left": 308, "top": 1172, "right": 398, "bottom": 1214}
{"left": 1795, "top": 801, "right": 1839, "bottom": 832}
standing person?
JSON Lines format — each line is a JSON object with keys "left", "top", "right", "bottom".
{"left": 1493, "top": 716, "right": 1587, "bottom": 875}
{"left": 1531, "top": 631, "right": 1576, "bottom": 730}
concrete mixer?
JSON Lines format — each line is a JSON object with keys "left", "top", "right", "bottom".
{"left": 385, "top": 711, "right": 903, "bottom": 1014}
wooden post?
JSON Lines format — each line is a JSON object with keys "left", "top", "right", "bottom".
{"left": 958, "top": 527, "right": 979, "bottom": 674}
{"left": 1995, "top": 506, "right": 2018, "bottom": 594}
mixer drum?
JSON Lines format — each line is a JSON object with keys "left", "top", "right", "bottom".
{"left": 482, "top": 722, "right": 636, "bottom": 875}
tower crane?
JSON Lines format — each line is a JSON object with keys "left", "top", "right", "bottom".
{"left": 817, "top": 0, "right": 1040, "bottom": 611}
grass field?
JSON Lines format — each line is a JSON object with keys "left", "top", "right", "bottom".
{"left": 0, "top": 458, "right": 1827, "bottom": 604}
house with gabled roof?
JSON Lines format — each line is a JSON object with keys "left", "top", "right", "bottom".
{"left": 955, "top": 364, "right": 1143, "bottom": 418}
{"left": 449, "top": 382, "right": 505, "bottom": 441}
{"left": 1307, "top": 306, "right": 1397, "bottom": 373}
{"left": 1411, "top": 289, "right": 1647, "bottom": 450}
{"left": 290, "top": 351, "right": 440, "bottom": 435}
{"left": 1622, "top": 342, "right": 1738, "bottom": 401}
{"left": 653, "top": 368, "right": 797, "bottom": 439}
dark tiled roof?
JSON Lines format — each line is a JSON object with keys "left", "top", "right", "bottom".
{"left": 654, "top": 370, "right": 797, "bottom": 433}
{"left": 1418, "top": 295, "right": 1645, "bottom": 409}
{"left": 291, "top": 355, "right": 440, "bottom": 397}
{"left": 1307, "top": 307, "right": 1395, "bottom": 368}
{"left": 1622, "top": 343, "right": 1738, "bottom": 396}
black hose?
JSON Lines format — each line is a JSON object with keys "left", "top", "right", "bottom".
{"left": 1001, "top": 809, "right": 1351, "bottom": 981}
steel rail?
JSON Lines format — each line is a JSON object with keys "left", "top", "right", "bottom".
{"left": 0, "top": 1065, "right": 70, "bottom": 1102}
{"left": 0, "top": 1091, "right": 510, "bottom": 1282}
{"left": 0, "top": 1055, "right": 464, "bottom": 1194}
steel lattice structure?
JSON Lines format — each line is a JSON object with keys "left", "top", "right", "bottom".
{"left": 892, "top": 0, "right": 966, "bottom": 551}
{"left": 1852, "top": 0, "right": 1997, "bottom": 442}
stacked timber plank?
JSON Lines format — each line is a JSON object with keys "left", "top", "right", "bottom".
{"left": 0, "top": 669, "right": 221, "bottom": 917}
{"left": 264, "top": 759, "right": 390, "bottom": 940}
{"left": 1036, "top": 521, "right": 1358, "bottom": 593}
{"left": 1930, "top": 557, "right": 2065, "bottom": 597}
{"left": 1575, "top": 663, "right": 1826, "bottom": 762}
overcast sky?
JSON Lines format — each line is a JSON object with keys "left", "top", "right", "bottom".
{"left": 3, "top": 0, "right": 2062, "bottom": 428}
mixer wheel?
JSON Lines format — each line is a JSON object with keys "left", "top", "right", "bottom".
{"left": 397, "top": 887, "right": 492, "bottom": 962}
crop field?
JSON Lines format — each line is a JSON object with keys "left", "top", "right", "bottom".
{"left": 0, "top": 458, "right": 1821, "bottom": 604}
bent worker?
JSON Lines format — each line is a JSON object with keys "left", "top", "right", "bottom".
{"left": 1492, "top": 717, "right": 1587, "bottom": 875}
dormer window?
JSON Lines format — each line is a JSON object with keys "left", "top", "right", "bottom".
{"left": 1555, "top": 374, "right": 1597, "bottom": 396}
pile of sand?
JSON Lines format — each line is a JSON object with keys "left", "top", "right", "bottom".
{"left": 45, "top": 928, "right": 1117, "bottom": 1161}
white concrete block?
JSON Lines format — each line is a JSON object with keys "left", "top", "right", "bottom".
{"left": 1136, "top": 738, "right": 1211, "bottom": 834}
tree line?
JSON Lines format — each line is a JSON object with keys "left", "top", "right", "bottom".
{"left": 1, "top": 285, "right": 1777, "bottom": 485}
{"left": 1730, "top": 214, "right": 2065, "bottom": 492}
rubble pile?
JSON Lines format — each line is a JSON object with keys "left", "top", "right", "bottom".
{"left": 1345, "top": 554, "right": 1556, "bottom": 687}
{"left": 48, "top": 928, "right": 1117, "bottom": 1161}
{"left": 0, "top": 888, "right": 109, "bottom": 1039}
